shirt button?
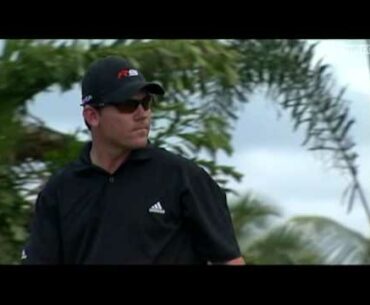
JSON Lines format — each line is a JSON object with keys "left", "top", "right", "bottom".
{"left": 109, "top": 176, "right": 114, "bottom": 183}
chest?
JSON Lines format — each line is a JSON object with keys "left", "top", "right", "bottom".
{"left": 59, "top": 169, "right": 183, "bottom": 254}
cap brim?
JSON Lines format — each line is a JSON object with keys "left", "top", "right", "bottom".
{"left": 105, "top": 81, "right": 165, "bottom": 105}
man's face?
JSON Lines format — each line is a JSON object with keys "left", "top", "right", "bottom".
{"left": 84, "top": 90, "right": 152, "bottom": 150}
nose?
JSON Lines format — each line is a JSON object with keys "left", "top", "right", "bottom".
{"left": 133, "top": 103, "right": 150, "bottom": 120}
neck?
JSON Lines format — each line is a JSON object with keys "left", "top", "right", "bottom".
{"left": 90, "top": 140, "right": 131, "bottom": 175}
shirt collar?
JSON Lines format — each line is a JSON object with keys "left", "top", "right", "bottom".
{"left": 73, "top": 141, "right": 153, "bottom": 174}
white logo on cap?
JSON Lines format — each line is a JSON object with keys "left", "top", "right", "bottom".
{"left": 128, "top": 69, "right": 139, "bottom": 76}
{"left": 82, "top": 95, "right": 93, "bottom": 104}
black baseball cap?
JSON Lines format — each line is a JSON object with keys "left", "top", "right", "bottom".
{"left": 81, "top": 56, "right": 165, "bottom": 106}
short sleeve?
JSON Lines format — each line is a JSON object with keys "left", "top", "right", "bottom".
{"left": 181, "top": 165, "right": 241, "bottom": 263}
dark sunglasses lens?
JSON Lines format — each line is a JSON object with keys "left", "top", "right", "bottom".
{"left": 116, "top": 96, "right": 152, "bottom": 113}
{"left": 141, "top": 95, "right": 152, "bottom": 110}
{"left": 116, "top": 101, "right": 138, "bottom": 113}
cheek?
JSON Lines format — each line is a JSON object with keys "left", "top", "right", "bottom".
{"left": 103, "top": 113, "right": 133, "bottom": 135}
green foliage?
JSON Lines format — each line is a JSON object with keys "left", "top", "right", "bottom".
{"left": 0, "top": 167, "right": 32, "bottom": 264}
{"left": 245, "top": 226, "right": 324, "bottom": 264}
{"left": 285, "top": 216, "right": 370, "bottom": 264}
{"left": 230, "top": 194, "right": 370, "bottom": 264}
{"left": 230, "top": 194, "right": 324, "bottom": 264}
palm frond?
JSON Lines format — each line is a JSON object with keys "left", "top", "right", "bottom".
{"left": 285, "top": 216, "right": 370, "bottom": 264}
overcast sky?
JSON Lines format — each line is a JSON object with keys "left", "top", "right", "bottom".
{"left": 220, "top": 40, "right": 370, "bottom": 236}
{"left": 3, "top": 39, "right": 369, "bottom": 237}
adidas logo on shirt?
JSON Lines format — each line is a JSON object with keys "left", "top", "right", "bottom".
{"left": 149, "top": 202, "right": 165, "bottom": 214}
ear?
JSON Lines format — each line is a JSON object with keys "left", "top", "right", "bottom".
{"left": 83, "top": 106, "right": 100, "bottom": 128}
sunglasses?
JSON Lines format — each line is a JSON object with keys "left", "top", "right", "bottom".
{"left": 94, "top": 95, "right": 153, "bottom": 114}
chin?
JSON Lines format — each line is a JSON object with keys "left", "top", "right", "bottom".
{"left": 129, "top": 137, "right": 148, "bottom": 149}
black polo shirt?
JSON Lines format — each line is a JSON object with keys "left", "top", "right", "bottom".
{"left": 23, "top": 142, "right": 241, "bottom": 264}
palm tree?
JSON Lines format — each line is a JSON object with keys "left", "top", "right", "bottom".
{"left": 284, "top": 216, "right": 370, "bottom": 264}
{"left": 230, "top": 193, "right": 324, "bottom": 264}
{"left": 231, "top": 193, "right": 370, "bottom": 264}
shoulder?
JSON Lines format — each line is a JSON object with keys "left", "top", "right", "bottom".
{"left": 148, "top": 146, "right": 216, "bottom": 187}
{"left": 149, "top": 146, "right": 204, "bottom": 174}
{"left": 39, "top": 161, "right": 81, "bottom": 196}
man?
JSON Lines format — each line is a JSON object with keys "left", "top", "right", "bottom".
{"left": 22, "top": 56, "right": 244, "bottom": 265}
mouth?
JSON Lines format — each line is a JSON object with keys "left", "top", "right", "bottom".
{"left": 133, "top": 127, "right": 149, "bottom": 132}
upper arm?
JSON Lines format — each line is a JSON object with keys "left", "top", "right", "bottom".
{"left": 22, "top": 190, "right": 62, "bottom": 264}
{"left": 182, "top": 166, "right": 242, "bottom": 263}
